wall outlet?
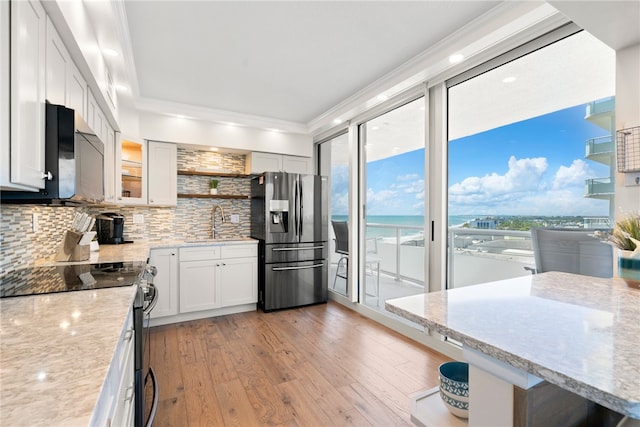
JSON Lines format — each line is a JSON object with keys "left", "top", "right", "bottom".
{"left": 133, "top": 214, "right": 144, "bottom": 224}
{"left": 230, "top": 214, "right": 240, "bottom": 224}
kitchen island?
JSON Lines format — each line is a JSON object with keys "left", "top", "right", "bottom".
{"left": 386, "top": 272, "right": 640, "bottom": 426}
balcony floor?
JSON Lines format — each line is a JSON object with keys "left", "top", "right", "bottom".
{"left": 329, "top": 265, "right": 426, "bottom": 327}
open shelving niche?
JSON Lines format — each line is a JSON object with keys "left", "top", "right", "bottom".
{"left": 177, "top": 170, "right": 252, "bottom": 199}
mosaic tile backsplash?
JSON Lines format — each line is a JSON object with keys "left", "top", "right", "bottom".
{"left": 0, "top": 148, "right": 253, "bottom": 274}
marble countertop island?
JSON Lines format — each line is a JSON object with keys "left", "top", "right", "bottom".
{"left": 386, "top": 272, "right": 640, "bottom": 419}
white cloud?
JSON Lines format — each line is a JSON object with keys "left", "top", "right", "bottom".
{"left": 448, "top": 156, "right": 609, "bottom": 216}
{"left": 552, "top": 159, "right": 593, "bottom": 189}
{"left": 449, "top": 156, "right": 547, "bottom": 201}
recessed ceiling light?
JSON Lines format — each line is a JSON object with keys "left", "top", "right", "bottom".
{"left": 175, "top": 114, "right": 185, "bottom": 119}
{"left": 502, "top": 76, "right": 517, "bottom": 83}
{"left": 376, "top": 94, "right": 388, "bottom": 101}
{"left": 115, "top": 84, "right": 128, "bottom": 92}
{"left": 449, "top": 53, "right": 464, "bottom": 64}
{"left": 371, "top": 126, "right": 380, "bottom": 131}
{"left": 226, "top": 122, "right": 237, "bottom": 126}
{"left": 333, "top": 119, "right": 343, "bottom": 125}
{"left": 102, "top": 48, "right": 118, "bottom": 57}
{"left": 266, "top": 128, "right": 282, "bottom": 132}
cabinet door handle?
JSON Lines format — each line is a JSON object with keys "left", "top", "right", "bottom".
{"left": 123, "top": 329, "right": 133, "bottom": 342}
{"left": 150, "top": 199, "right": 154, "bottom": 203}
{"left": 42, "top": 171, "right": 53, "bottom": 180}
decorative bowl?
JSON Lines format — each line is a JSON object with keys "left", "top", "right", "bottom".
{"left": 439, "top": 361, "right": 469, "bottom": 419}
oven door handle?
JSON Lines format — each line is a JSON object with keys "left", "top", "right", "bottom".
{"left": 143, "top": 283, "right": 158, "bottom": 315}
{"left": 145, "top": 367, "right": 159, "bottom": 427}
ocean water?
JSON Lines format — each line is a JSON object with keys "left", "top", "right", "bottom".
{"left": 331, "top": 214, "right": 477, "bottom": 239}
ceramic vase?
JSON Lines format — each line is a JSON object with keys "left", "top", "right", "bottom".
{"left": 618, "top": 249, "right": 640, "bottom": 287}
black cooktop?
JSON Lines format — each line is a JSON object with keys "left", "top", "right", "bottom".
{"left": 0, "top": 261, "right": 146, "bottom": 298}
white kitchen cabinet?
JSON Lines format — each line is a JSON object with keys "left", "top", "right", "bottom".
{"left": 180, "top": 259, "right": 219, "bottom": 313}
{"left": 177, "top": 244, "right": 257, "bottom": 315}
{"left": 218, "top": 256, "right": 258, "bottom": 306}
{"left": 282, "top": 155, "right": 313, "bottom": 174}
{"left": 87, "top": 89, "right": 97, "bottom": 133}
{"left": 246, "top": 152, "right": 312, "bottom": 174}
{"left": 67, "top": 59, "right": 86, "bottom": 119}
{"left": 150, "top": 248, "right": 179, "bottom": 318}
{"left": 94, "top": 307, "right": 135, "bottom": 427}
{"left": 103, "top": 125, "right": 116, "bottom": 204}
{"left": 45, "top": 16, "right": 68, "bottom": 106}
{"left": 1, "top": 1, "right": 9, "bottom": 186}
{"left": 8, "top": 0, "right": 47, "bottom": 190}
{"left": 116, "top": 136, "right": 147, "bottom": 205}
{"left": 148, "top": 141, "right": 177, "bottom": 206}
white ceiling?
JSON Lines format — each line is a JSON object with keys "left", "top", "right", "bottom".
{"left": 120, "top": 1, "right": 500, "bottom": 126}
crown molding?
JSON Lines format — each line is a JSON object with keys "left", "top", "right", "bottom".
{"left": 134, "top": 97, "right": 310, "bottom": 135}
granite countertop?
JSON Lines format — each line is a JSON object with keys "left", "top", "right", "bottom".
{"left": 385, "top": 272, "right": 640, "bottom": 419}
{"left": 0, "top": 285, "right": 138, "bottom": 426}
{"left": 2, "top": 237, "right": 258, "bottom": 425}
{"left": 35, "top": 238, "right": 257, "bottom": 266}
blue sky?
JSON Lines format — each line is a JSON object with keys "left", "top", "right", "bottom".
{"left": 332, "top": 102, "right": 613, "bottom": 217}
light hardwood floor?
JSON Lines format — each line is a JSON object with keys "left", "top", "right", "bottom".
{"left": 149, "top": 301, "right": 451, "bottom": 426}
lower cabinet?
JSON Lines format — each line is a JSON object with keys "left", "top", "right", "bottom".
{"left": 152, "top": 243, "right": 258, "bottom": 322}
{"left": 180, "top": 258, "right": 219, "bottom": 313}
{"left": 94, "top": 307, "right": 135, "bottom": 427}
{"left": 218, "top": 256, "right": 258, "bottom": 306}
{"left": 149, "top": 248, "right": 179, "bottom": 318}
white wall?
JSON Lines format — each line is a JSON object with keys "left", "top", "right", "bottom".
{"left": 138, "top": 110, "right": 313, "bottom": 156}
{"left": 615, "top": 43, "right": 640, "bottom": 215}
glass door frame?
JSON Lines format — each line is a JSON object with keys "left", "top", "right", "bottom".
{"left": 352, "top": 85, "right": 430, "bottom": 307}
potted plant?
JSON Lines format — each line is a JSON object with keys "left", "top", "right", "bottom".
{"left": 209, "top": 179, "right": 219, "bottom": 195}
{"left": 605, "top": 213, "right": 640, "bottom": 286}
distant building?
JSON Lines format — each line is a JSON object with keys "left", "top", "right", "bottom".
{"left": 470, "top": 218, "right": 501, "bottom": 229}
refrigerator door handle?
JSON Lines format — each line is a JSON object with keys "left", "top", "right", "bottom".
{"left": 272, "top": 263, "right": 325, "bottom": 271}
{"left": 273, "top": 245, "right": 325, "bottom": 251}
{"left": 298, "top": 179, "right": 303, "bottom": 236}
{"left": 293, "top": 178, "right": 299, "bottom": 237}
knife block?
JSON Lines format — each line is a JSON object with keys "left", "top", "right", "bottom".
{"left": 55, "top": 230, "right": 90, "bottom": 262}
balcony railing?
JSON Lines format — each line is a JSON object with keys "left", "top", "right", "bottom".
{"left": 585, "top": 177, "right": 614, "bottom": 197}
{"left": 330, "top": 224, "right": 535, "bottom": 290}
{"left": 585, "top": 97, "right": 615, "bottom": 118}
{"left": 585, "top": 135, "right": 614, "bottom": 160}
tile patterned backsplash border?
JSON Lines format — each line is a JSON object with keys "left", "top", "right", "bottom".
{"left": 0, "top": 148, "right": 253, "bottom": 274}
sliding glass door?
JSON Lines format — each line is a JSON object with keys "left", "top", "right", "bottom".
{"left": 318, "top": 132, "right": 350, "bottom": 297}
{"left": 358, "top": 96, "right": 426, "bottom": 317}
{"left": 446, "top": 30, "right": 615, "bottom": 289}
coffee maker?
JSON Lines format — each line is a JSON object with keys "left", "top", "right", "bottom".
{"left": 96, "top": 213, "right": 129, "bottom": 244}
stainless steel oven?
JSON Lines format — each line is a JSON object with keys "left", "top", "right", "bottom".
{"left": 134, "top": 265, "right": 158, "bottom": 427}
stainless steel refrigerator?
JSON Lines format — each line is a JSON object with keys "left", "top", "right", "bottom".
{"left": 251, "top": 172, "right": 328, "bottom": 311}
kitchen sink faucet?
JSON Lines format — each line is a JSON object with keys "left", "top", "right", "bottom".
{"left": 212, "top": 205, "right": 226, "bottom": 239}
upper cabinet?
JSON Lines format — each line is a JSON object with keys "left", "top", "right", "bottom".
{"left": 6, "top": 0, "right": 47, "bottom": 190}
{"left": 246, "top": 152, "right": 312, "bottom": 174}
{"left": 115, "top": 138, "right": 177, "bottom": 206}
{"left": 103, "top": 125, "right": 116, "bottom": 204}
{"left": 45, "top": 16, "right": 88, "bottom": 121}
{"left": 148, "top": 141, "right": 177, "bottom": 206}
{"left": 45, "top": 16, "right": 68, "bottom": 106}
{"left": 116, "top": 136, "right": 147, "bottom": 205}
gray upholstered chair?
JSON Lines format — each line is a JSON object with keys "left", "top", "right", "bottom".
{"left": 529, "top": 227, "right": 613, "bottom": 278}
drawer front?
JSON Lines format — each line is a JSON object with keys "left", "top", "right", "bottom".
{"left": 117, "top": 309, "right": 134, "bottom": 374}
{"left": 180, "top": 246, "right": 221, "bottom": 261}
{"left": 220, "top": 244, "right": 257, "bottom": 259}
